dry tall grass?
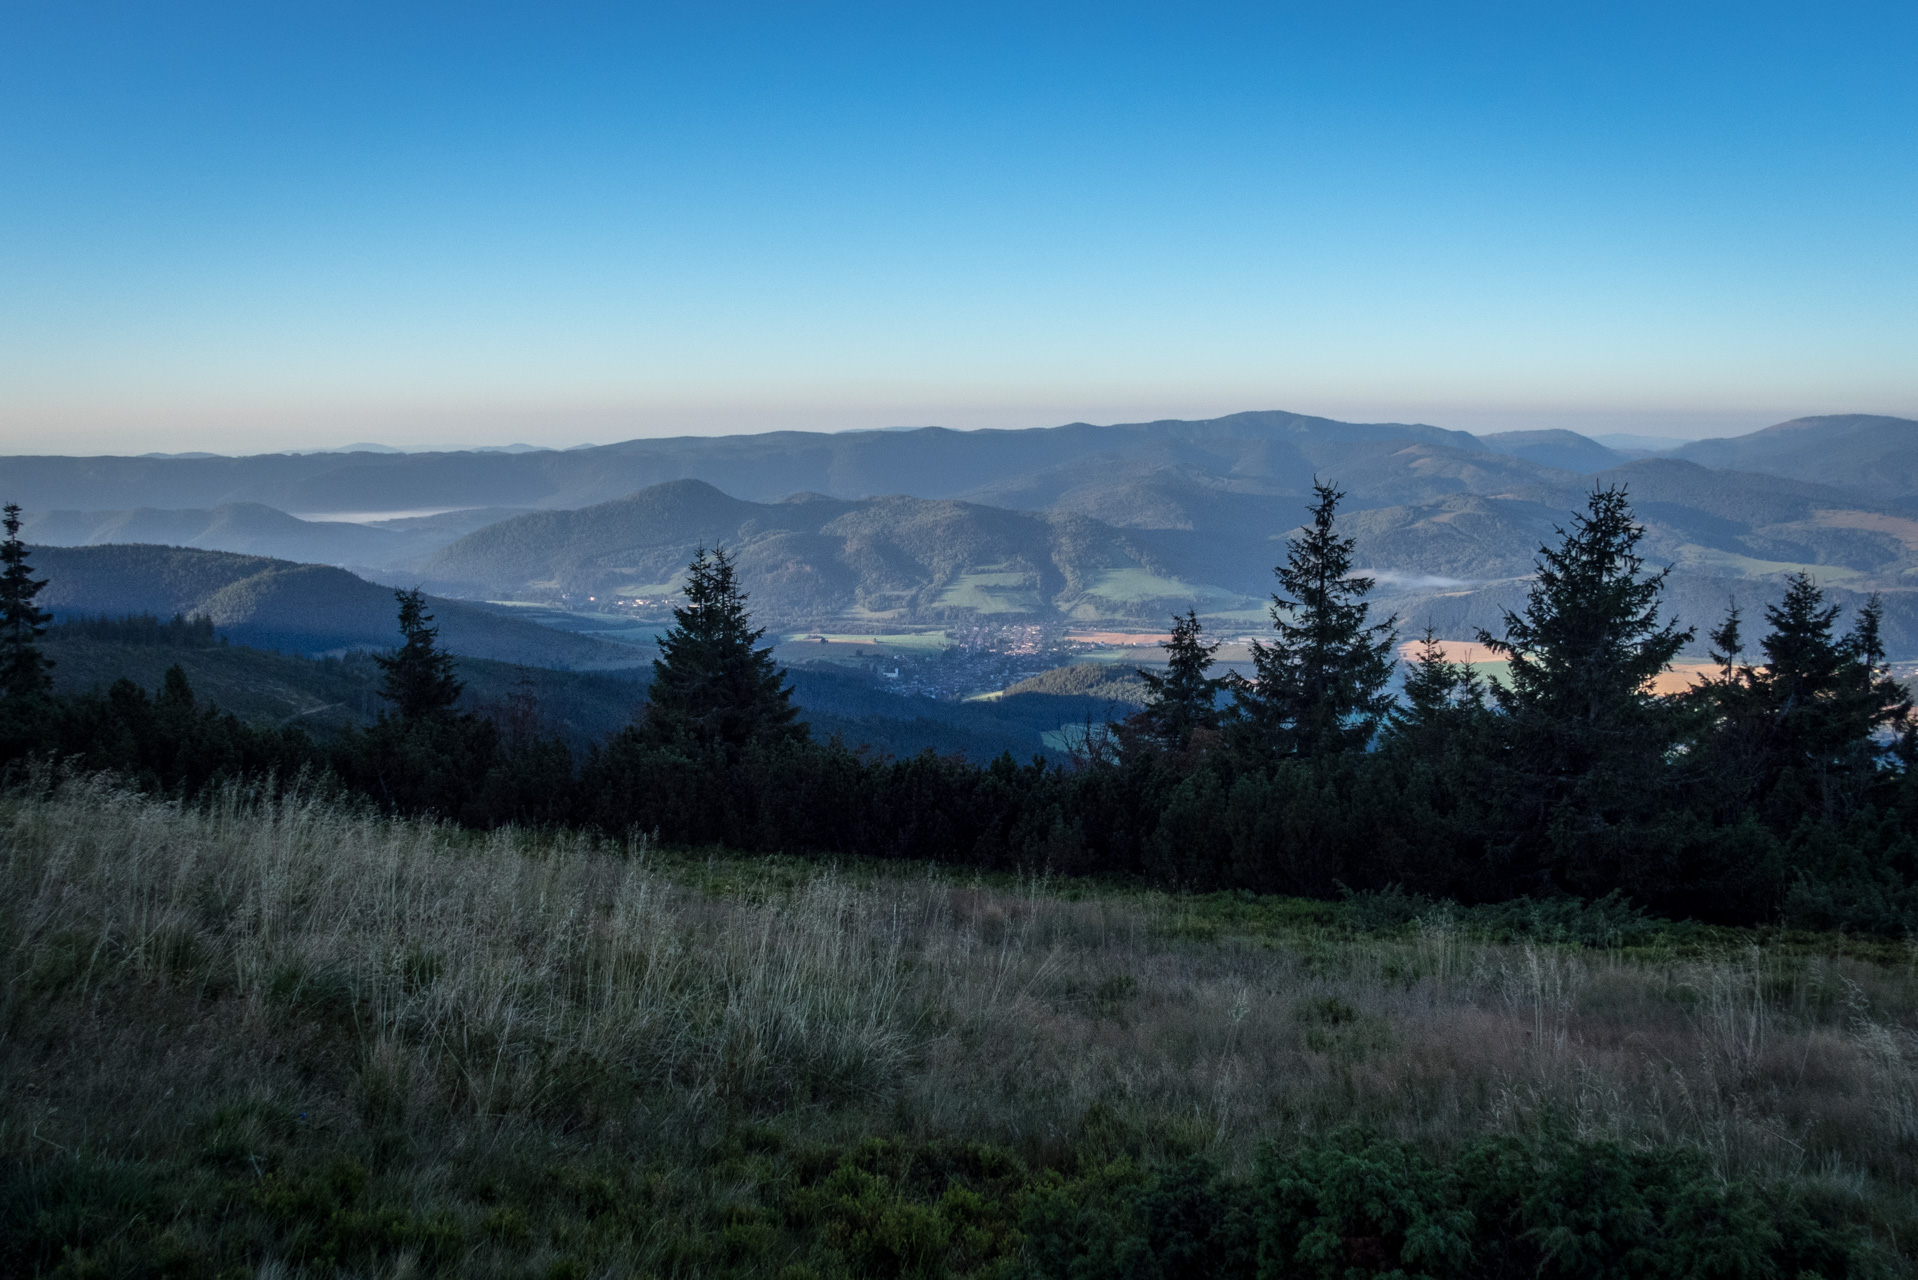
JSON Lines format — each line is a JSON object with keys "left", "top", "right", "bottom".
{"left": 4, "top": 774, "right": 1916, "bottom": 1273}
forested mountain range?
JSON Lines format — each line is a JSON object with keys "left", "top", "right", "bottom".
{"left": 416, "top": 480, "right": 1235, "bottom": 624}
{"left": 1671, "top": 414, "right": 1918, "bottom": 499}
{"left": 12, "top": 409, "right": 1918, "bottom": 653}
{"left": 5, "top": 410, "right": 1515, "bottom": 513}
{"left": 9, "top": 409, "right": 1908, "bottom": 520}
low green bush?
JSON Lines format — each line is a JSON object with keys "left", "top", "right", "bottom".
{"left": 1024, "top": 1129, "right": 1875, "bottom": 1280}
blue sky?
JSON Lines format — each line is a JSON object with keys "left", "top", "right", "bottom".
{"left": 2, "top": 2, "right": 1913, "bottom": 453}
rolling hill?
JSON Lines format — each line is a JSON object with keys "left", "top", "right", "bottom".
{"left": 1471, "top": 429, "right": 1636, "bottom": 472}
{"left": 418, "top": 479, "right": 1253, "bottom": 624}
{"left": 6, "top": 410, "right": 1912, "bottom": 533}
{"left": 1336, "top": 455, "right": 1918, "bottom": 654}
{"left": 22, "top": 503, "right": 404, "bottom": 566}
{"left": 29, "top": 544, "right": 644, "bottom": 667}
{"left": 19, "top": 502, "right": 520, "bottom": 571}
{"left": 1674, "top": 415, "right": 1918, "bottom": 501}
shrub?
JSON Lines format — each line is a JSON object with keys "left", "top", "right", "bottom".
{"left": 1024, "top": 1130, "right": 1870, "bottom": 1280}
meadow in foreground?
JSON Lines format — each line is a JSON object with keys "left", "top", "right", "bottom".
{"left": 4, "top": 775, "right": 1916, "bottom": 1277}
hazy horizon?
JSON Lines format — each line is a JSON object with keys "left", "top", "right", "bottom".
{"left": 0, "top": 401, "right": 1851, "bottom": 459}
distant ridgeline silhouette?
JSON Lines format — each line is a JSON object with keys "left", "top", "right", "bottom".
{"left": 11, "top": 409, "right": 1918, "bottom": 649}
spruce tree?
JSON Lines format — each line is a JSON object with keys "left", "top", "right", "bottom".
{"left": 1385, "top": 629, "right": 1489, "bottom": 761}
{"left": 0, "top": 504, "right": 54, "bottom": 699}
{"left": 645, "top": 546, "right": 804, "bottom": 753}
{"left": 375, "top": 588, "right": 464, "bottom": 721}
{"left": 1232, "top": 480, "right": 1397, "bottom": 757}
{"left": 1707, "top": 599, "right": 1745, "bottom": 681}
{"left": 1724, "top": 575, "right": 1912, "bottom": 815}
{"left": 1477, "top": 487, "right": 1690, "bottom": 870}
{"left": 1682, "top": 599, "right": 1770, "bottom": 812}
{"left": 1129, "top": 609, "right": 1226, "bottom": 750}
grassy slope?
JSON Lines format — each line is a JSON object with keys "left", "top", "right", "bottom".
{"left": 3, "top": 781, "right": 1913, "bottom": 1276}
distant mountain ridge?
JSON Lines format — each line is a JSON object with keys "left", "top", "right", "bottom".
{"left": 0, "top": 410, "right": 1505, "bottom": 514}
{"left": 7, "top": 410, "right": 1910, "bottom": 521}
{"left": 1673, "top": 415, "right": 1918, "bottom": 501}
{"left": 12, "top": 408, "right": 1918, "bottom": 655}
{"left": 1471, "top": 430, "right": 1638, "bottom": 472}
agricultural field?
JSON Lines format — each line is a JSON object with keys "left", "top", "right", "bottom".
{"left": 934, "top": 572, "right": 1045, "bottom": 616}
{"left": 1392, "top": 639, "right": 1724, "bottom": 696}
{"left": 1071, "top": 569, "right": 1247, "bottom": 614}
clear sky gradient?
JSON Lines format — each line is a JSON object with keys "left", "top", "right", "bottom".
{"left": 2, "top": 2, "right": 1914, "bottom": 454}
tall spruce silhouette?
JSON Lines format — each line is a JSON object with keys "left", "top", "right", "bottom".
{"left": 0, "top": 504, "right": 54, "bottom": 699}
{"left": 1478, "top": 487, "right": 1690, "bottom": 875}
{"left": 1129, "top": 609, "right": 1226, "bottom": 750}
{"left": 375, "top": 589, "right": 464, "bottom": 721}
{"left": 1233, "top": 480, "right": 1397, "bottom": 756}
{"left": 1386, "top": 628, "right": 1491, "bottom": 761}
{"left": 645, "top": 546, "right": 804, "bottom": 753}
{"left": 1694, "top": 575, "right": 1911, "bottom": 816}
{"left": 1757, "top": 578, "right": 1910, "bottom": 772}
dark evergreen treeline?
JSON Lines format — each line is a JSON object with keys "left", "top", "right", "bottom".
{"left": 49, "top": 611, "right": 223, "bottom": 647}
{"left": 4, "top": 491, "right": 1917, "bottom": 932}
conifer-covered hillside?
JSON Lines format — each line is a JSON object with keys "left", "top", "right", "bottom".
{"left": 28, "top": 544, "right": 643, "bottom": 666}
{"left": 418, "top": 479, "right": 1254, "bottom": 624}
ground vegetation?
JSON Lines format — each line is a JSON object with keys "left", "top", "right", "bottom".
{"left": 2, "top": 779, "right": 1913, "bottom": 1276}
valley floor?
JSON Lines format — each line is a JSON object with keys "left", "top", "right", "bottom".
{"left": 3, "top": 778, "right": 1916, "bottom": 1275}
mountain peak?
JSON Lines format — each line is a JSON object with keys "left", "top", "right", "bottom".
{"left": 1472, "top": 430, "right": 1626, "bottom": 473}
{"left": 1672, "top": 414, "right": 1918, "bottom": 497}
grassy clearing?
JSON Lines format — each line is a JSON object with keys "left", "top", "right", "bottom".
{"left": 933, "top": 573, "right": 1042, "bottom": 615}
{"left": 3, "top": 777, "right": 1916, "bottom": 1275}
{"left": 1672, "top": 542, "right": 1868, "bottom": 584}
{"left": 1075, "top": 569, "right": 1242, "bottom": 609}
